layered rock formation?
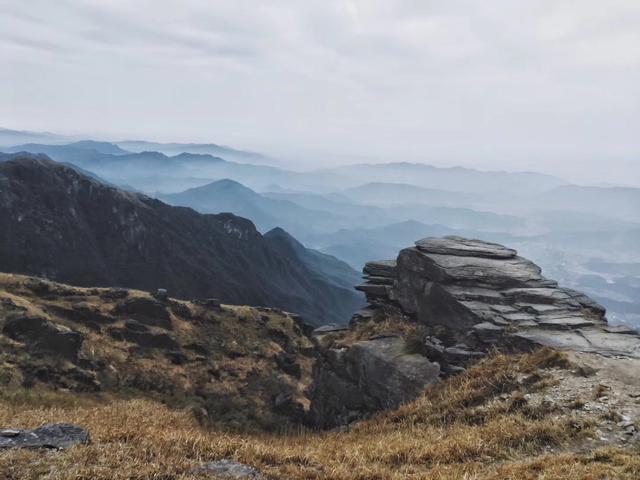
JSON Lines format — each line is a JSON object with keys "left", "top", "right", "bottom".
{"left": 356, "top": 236, "right": 640, "bottom": 358}
{"left": 309, "top": 236, "right": 640, "bottom": 428}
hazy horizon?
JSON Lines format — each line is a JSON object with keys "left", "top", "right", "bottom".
{"left": 2, "top": 1, "right": 639, "bottom": 184}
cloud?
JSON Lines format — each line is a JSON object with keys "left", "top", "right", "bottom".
{"left": 0, "top": 0, "right": 639, "bottom": 184}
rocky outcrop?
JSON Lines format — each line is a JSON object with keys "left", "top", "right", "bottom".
{"left": 356, "top": 236, "right": 640, "bottom": 358}
{"left": 309, "top": 236, "right": 640, "bottom": 428}
{"left": 308, "top": 335, "right": 440, "bottom": 428}
{"left": 113, "top": 297, "right": 172, "bottom": 329}
{"left": 2, "top": 316, "right": 83, "bottom": 361}
{"left": 0, "top": 424, "right": 90, "bottom": 450}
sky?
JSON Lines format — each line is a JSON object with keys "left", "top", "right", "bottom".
{"left": 1, "top": 0, "right": 639, "bottom": 184}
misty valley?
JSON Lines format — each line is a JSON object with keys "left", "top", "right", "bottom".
{"left": 3, "top": 130, "right": 638, "bottom": 328}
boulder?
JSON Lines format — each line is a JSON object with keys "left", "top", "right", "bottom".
{"left": 2, "top": 316, "right": 83, "bottom": 361}
{"left": 113, "top": 297, "right": 171, "bottom": 329}
{"left": 308, "top": 335, "right": 440, "bottom": 428}
{"left": 153, "top": 288, "right": 168, "bottom": 301}
{"left": 0, "top": 424, "right": 90, "bottom": 450}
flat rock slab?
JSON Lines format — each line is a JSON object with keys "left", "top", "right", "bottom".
{"left": 362, "top": 275, "right": 395, "bottom": 285}
{"left": 604, "top": 325, "right": 639, "bottom": 335}
{"left": 355, "top": 282, "right": 389, "bottom": 296}
{"left": 0, "top": 424, "right": 90, "bottom": 450}
{"left": 363, "top": 260, "right": 397, "bottom": 278}
{"left": 313, "top": 323, "right": 350, "bottom": 334}
{"left": 502, "top": 287, "right": 573, "bottom": 302}
{"left": 538, "top": 317, "right": 598, "bottom": 329}
{"left": 415, "top": 236, "right": 517, "bottom": 259}
{"left": 414, "top": 251, "right": 545, "bottom": 288}
{"left": 514, "top": 328, "right": 640, "bottom": 358}
{"left": 191, "top": 459, "right": 263, "bottom": 478}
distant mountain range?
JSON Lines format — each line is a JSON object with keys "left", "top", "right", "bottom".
{"left": 0, "top": 153, "right": 363, "bottom": 325}
{"left": 315, "top": 162, "right": 567, "bottom": 194}
{"left": 3, "top": 139, "right": 574, "bottom": 196}
{"left": 538, "top": 185, "right": 640, "bottom": 223}
{"left": 2, "top": 134, "right": 639, "bottom": 326}
{"left": 115, "top": 140, "right": 270, "bottom": 165}
{"left": 340, "top": 182, "right": 485, "bottom": 207}
{"left": 0, "top": 127, "right": 268, "bottom": 164}
{"left": 3, "top": 141, "right": 292, "bottom": 193}
{"left": 0, "top": 127, "right": 70, "bottom": 147}
{"left": 159, "top": 179, "right": 339, "bottom": 234}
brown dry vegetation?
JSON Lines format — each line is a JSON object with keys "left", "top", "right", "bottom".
{"left": 0, "top": 273, "right": 314, "bottom": 432}
{"left": 2, "top": 349, "right": 639, "bottom": 480}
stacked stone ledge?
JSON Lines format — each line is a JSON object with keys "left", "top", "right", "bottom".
{"left": 355, "top": 236, "right": 640, "bottom": 357}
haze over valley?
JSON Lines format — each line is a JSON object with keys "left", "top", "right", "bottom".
{"left": 2, "top": 127, "right": 638, "bottom": 327}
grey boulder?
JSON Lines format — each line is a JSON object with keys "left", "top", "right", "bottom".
{"left": 308, "top": 335, "right": 440, "bottom": 427}
{"left": 0, "top": 424, "right": 90, "bottom": 450}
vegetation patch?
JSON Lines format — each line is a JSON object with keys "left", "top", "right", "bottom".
{"left": 1, "top": 349, "right": 628, "bottom": 480}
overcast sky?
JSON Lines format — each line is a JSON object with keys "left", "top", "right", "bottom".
{"left": 1, "top": 0, "right": 639, "bottom": 184}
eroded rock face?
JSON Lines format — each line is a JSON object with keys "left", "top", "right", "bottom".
{"left": 308, "top": 335, "right": 440, "bottom": 428}
{"left": 357, "top": 236, "right": 640, "bottom": 358}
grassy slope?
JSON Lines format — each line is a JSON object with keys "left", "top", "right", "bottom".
{"left": 2, "top": 349, "right": 639, "bottom": 479}
{"left": 0, "top": 273, "right": 314, "bottom": 432}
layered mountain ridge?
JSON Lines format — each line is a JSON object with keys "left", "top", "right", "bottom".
{"left": 0, "top": 154, "right": 363, "bottom": 326}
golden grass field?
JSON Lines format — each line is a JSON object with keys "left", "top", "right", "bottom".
{"left": 2, "top": 349, "right": 639, "bottom": 480}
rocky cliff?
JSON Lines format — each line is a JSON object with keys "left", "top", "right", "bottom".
{"left": 0, "top": 154, "right": 363, "bottom": 326}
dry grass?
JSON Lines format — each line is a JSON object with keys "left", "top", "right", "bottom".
{"left": 2, "top": 348, "right": 637, "bottom": 480}
{"left": 1, "top": 275, "right": 637, "bottom": 478}
{"left": 0, "top": 273, "right": 315, "bottom": 432}
{"left": 319, "top": 316, "right": 424, "bottom": 352}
